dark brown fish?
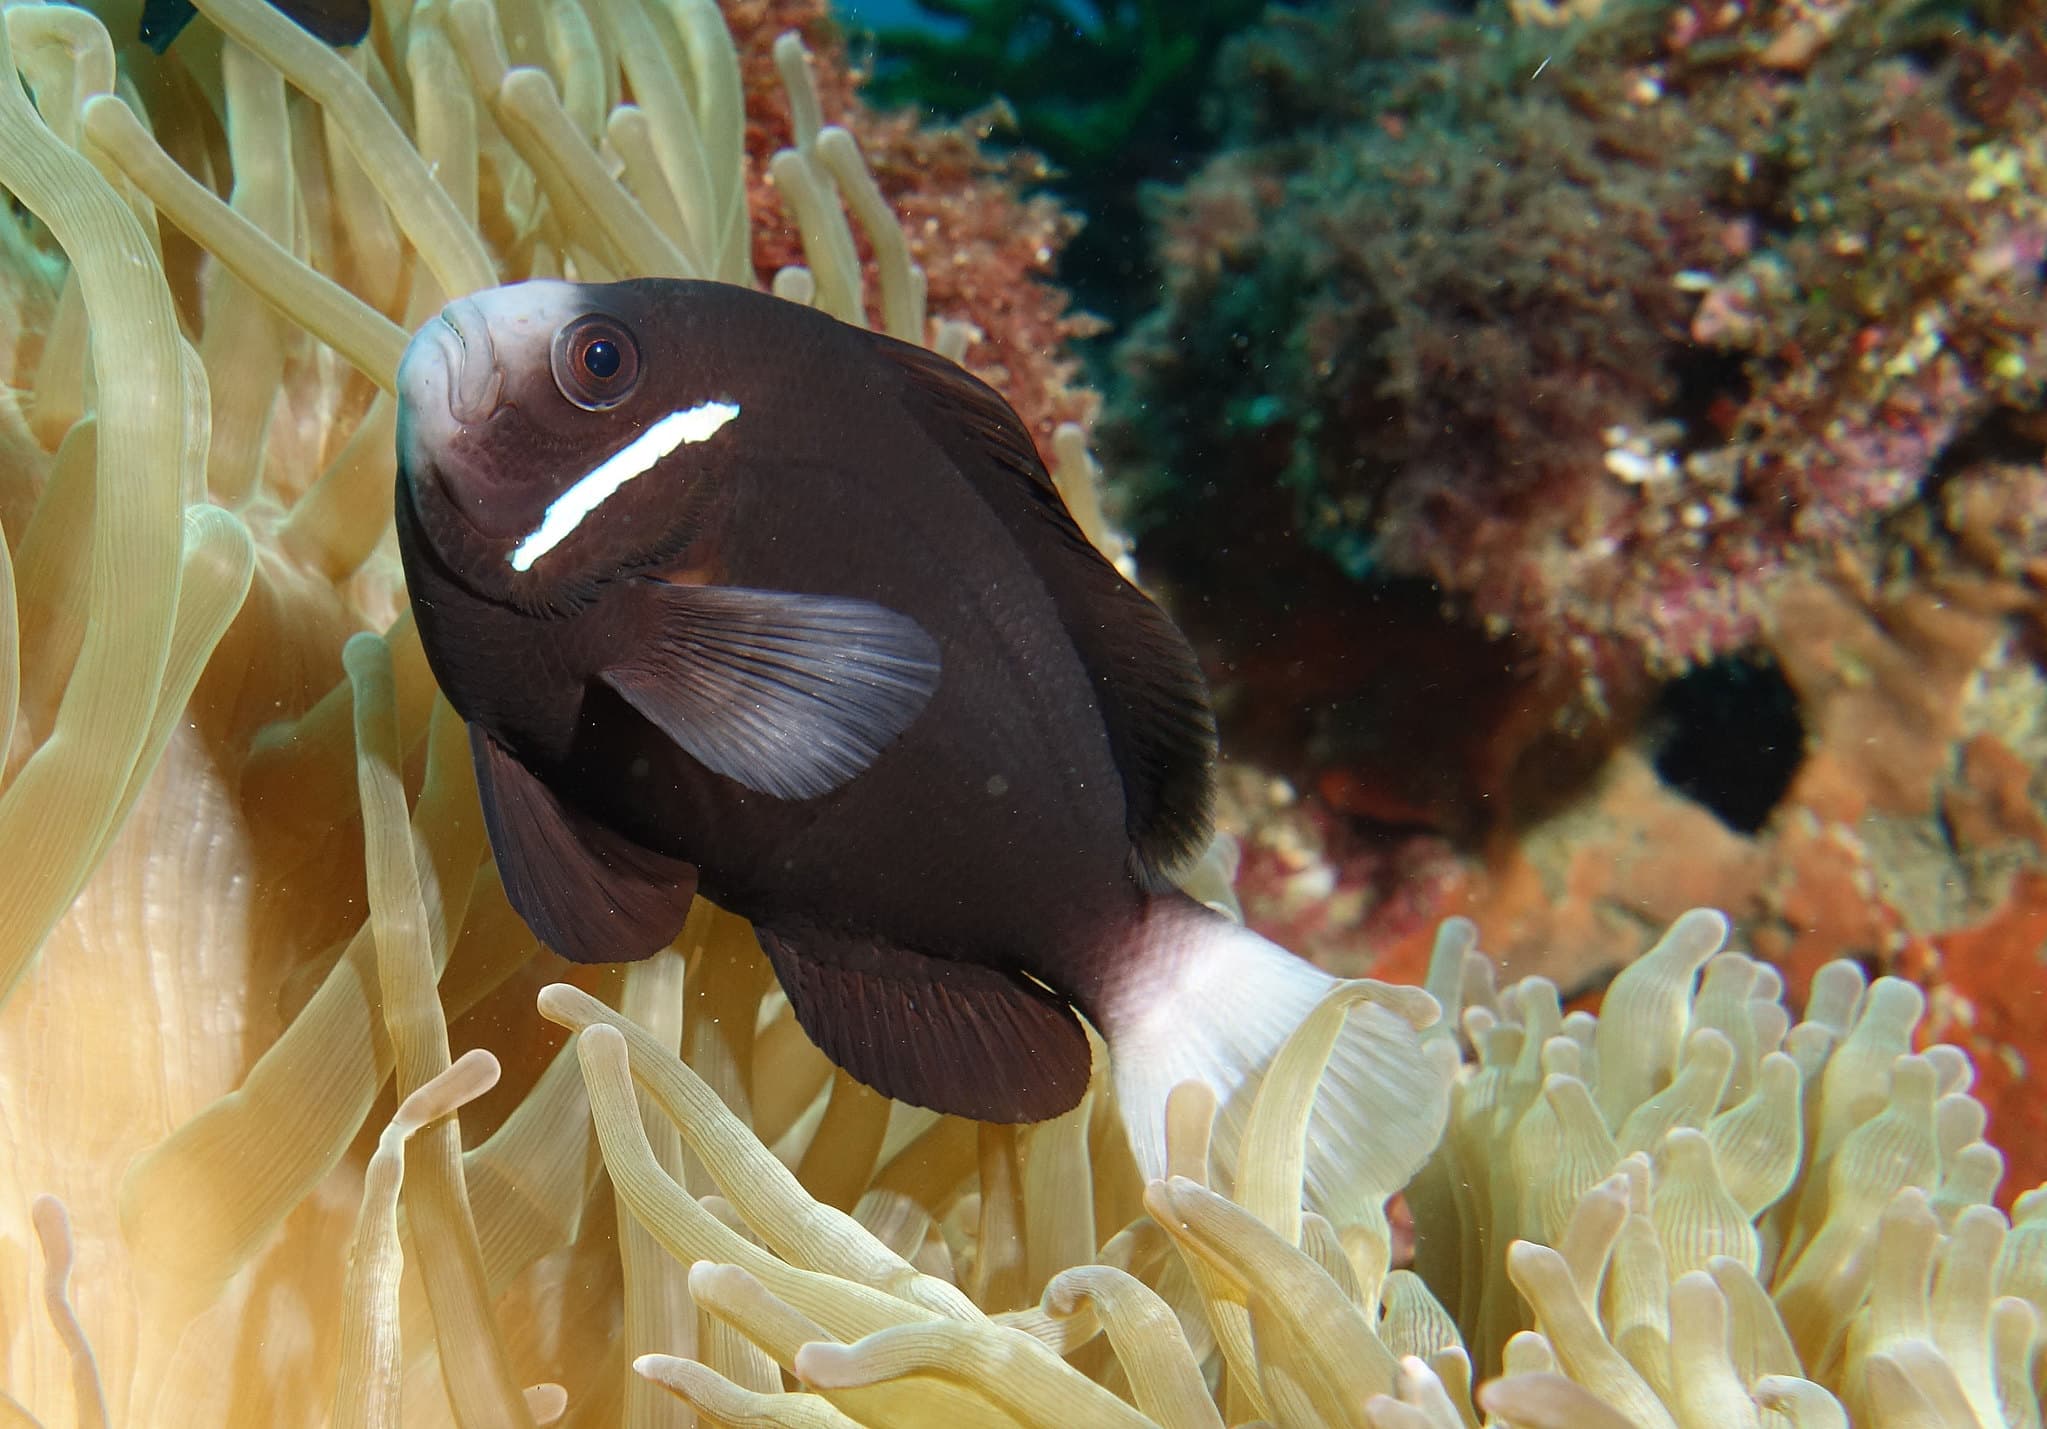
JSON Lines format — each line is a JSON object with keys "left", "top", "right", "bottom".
{"left": 139, "top": 0, "right": 370, "bottom": 52}
{"left": 394, "top": 279, "right": 1445, "bottom": 1204}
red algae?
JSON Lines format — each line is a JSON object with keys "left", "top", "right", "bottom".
{"left": 1916, "top": 875, "right": 2047, "bottom": 1205}
{"left": 727, "top": 0, "right": 1099, "bottom": 458}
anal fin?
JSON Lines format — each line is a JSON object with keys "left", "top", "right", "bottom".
{"left": 471, "top": 724, "right": 698, "bottom": 964}
{"left": 756, "top": 924, "right": 1093, "bottom": 1123}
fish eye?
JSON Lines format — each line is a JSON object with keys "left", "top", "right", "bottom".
{"left": 550, "top": 314, "right": 641, "bottom": 411}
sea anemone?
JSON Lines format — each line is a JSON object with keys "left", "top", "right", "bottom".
{"left": 0, "top": 0, "right": 1113, "bottom": 1416}
{"left": 0, "top": 0, "right": 2039, "bottom": 1425}
{"left": 1407, "top": 908, "right": 2044, "bottom": 1429}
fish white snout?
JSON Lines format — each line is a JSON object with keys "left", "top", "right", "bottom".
{"left": 398, "top": 280, "right": 603, "bottom": 437}
{"left": 438, "top": 298, "right": 506, "bottom": 423}
{"left": 394, "top": 279, "right": 634, "bottom": 531}
{"left": 395, "top": 299, "right": 507, "bottom": 437}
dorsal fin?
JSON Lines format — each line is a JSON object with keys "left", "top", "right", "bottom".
{"left": 869, "top": 334, "right": 1218, "bottom": 884}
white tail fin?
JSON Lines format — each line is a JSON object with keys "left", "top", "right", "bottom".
{"left": 1093, "top": 896, "right": 1455, "bottom": 1228}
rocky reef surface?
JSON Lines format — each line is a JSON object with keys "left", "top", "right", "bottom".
{"left": 1100, "top": 0, "right": 2047, "bottom": 1195}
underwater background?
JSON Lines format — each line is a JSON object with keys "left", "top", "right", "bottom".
{"left": 0, "top": 0, "right": 2043, "bottom": 1423}
{"left": 849, "top": 0, "right": 2047, "bottom": 1197}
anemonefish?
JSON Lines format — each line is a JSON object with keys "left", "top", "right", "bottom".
{"left": 394, "top": 278, "right": 1449, "bottom": 1212}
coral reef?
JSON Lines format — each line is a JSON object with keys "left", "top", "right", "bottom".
{"left": 1111, "top": 0, "right": 2047, "bottom": 695}
{"left": 1103, "top": 0, "right": 2047, "bottom": 1211}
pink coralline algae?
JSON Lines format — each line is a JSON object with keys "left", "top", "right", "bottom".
{"left": 1110, "top": 0, "right": 2047, "bottom": 702}
{"left": 732, "top": 0, "right": 1101, "bottom": 457}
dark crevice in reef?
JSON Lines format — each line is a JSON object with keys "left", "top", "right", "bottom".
{"left": 1646, "top": 652, "right": 1808, "bottom": 835}
{"left": 1926, "top": 407, "right": 2047, "bottom": 491}
{"left": 1664, "top": 345, "right": 1755, "bottom": 451}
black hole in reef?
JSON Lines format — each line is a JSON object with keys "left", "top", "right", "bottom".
{"left": 1663, "top": 344, "right": 1753, "bottom": 451}
{"left": 1647, "top": 652, "right": 1807, "bottom": 835}
{"left": 1927, "top": 406, "right": 2047, "bottom": 487}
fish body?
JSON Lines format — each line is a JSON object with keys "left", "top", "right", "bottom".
{"left": 396, "top": 279, "right": 1448, "bottom": 1199}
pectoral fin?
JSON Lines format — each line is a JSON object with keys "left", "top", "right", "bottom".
{"left": 470, "top": 724, "right": 697, "bottom": 963}
{"left": 756, "top": 923, "right": 1094, "bottom": 1123}
{"left": 601, "top": 580, "right": 942, "bottom": 802}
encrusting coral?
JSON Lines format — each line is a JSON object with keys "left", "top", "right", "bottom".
{"left": 1091, "top": 0, "right": 2047, "bottom": 1208}
{"left": 1, "top": 0, "right": 2043, "bottom": 1425}
{"left": 1110, "top": 0, "right": 2047, "bottom": 697}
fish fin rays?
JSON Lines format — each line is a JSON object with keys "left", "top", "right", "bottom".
{"left": 1084, "top": 604, "right": 1218, "bottom": 887}
{"left": 602, "top": 581, "right": 942, "bottom": 803}
{"left": 867, "top": 332, "right": 1217, "bottom": 884}
{"left": 865, "top": 331, "right": 1068, "bottom": 502}
{"left": 1092, "top": 897, "right": 1456, "bottom": 1229}
{"left": 756, "top": 923, "right": 1094, "bottom": 1123}
{"left": 470, "top": 725, "right": 698, "bottom": 963}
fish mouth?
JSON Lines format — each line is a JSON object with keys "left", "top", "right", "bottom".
{"left": 436, "top": 298, "right": 506, "bottom": 424}
{"left": 396, "top": 304, "right": 506, "bottom": 551}
{"left": 397, "top": 297, "right": 507, "bottom": 434}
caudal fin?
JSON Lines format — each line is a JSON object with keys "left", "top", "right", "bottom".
{"left": 1090, "top": 895, "right": 1456, "bottom": 1228}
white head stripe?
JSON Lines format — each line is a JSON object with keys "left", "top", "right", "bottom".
{"left": 510, "top": 400, "right": 741, "bottom": 572}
